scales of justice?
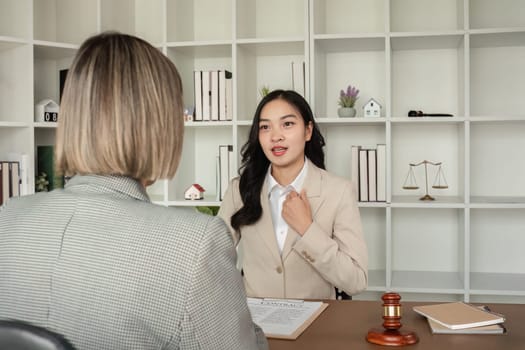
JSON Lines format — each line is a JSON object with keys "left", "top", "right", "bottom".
{"left": 402, "top": 160, "right": 448, "bottom": 200}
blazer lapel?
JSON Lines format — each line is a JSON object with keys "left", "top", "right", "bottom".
{"left": 281, "top": 160, "right": 325, "bottom": 260}
{"left": 255, "top": 180, "right": 283, "bottom": 264}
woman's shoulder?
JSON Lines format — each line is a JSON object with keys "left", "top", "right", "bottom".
{"left": 309, "top": 162, "right": 352, "bottom": 188}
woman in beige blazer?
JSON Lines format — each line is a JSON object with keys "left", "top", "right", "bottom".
{"left": 219, "top": 90, "right": 368, "bottom": 300}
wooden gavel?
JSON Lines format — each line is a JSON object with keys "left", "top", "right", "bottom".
{"left": 366, "top": 292, "right": 419, "bottom": 346}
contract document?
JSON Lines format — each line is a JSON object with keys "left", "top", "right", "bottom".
{"left": 247, "top": 297, "right": 329, "bottom": 339}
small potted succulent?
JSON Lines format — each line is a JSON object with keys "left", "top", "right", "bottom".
{"left": 338, "top": 85, "right": 359, "bottom": 117}
{"left": 259, "top": 85, "right": 270, "bottom": 98}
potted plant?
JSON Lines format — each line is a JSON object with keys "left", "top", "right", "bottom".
{"left": 259, "top": 85, "right": 270, "bottom": 98}
{"left": 338, "top": 85, "right": 359, "bottom": 117}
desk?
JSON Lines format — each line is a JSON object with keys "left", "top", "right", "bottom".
{"left": 268, "top": 300, "right": 524, "bottom": 350}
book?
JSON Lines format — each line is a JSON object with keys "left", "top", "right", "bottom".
{"left": 218, "top": 145, "right": 231, "bottom": 201}
{"left": 210, "top": 70, "right": 219, "bottom": 121}
{"left": 6, "top": 153, "right": 29, "bottom": 196}
{"left": 228, "top": 145, "right": 235, "bottom": 181}
{"left": 358, "top": 149, "right": 368, "bottom": 202}
{"left": 291, "top": 60, "right": 305, "bottom": 97}
{"left": 376, "top": 144, "right": 386, "bottom": 202}
{"left": 247, "top": 298, "right": 329, "bottom": 340}
{"left": 0, "top": 162, "right": 9, "bottom": 205}
{"left": 350, "top": 145, "right": 360, "bottom": 197}
{"left": 193, "top": 70, "right": 203, "bottom": 121}
{"left": 59, "top": 69, "right": 68, "bottom": 102}
{"left": 201, "top": 70, "right": 211, "bottom": 121}
{"left": 225, "top": 75, "right": 233, "bottom": 120}
{"left": 218, "top": 70, "right": 232, "bottom": 120}
{"left": 413, "top": 302, "right": 505, "bottom": 330}
{"left": 427, "top": 318, "right": 505, "bottom": 334}
{"left": 367, "top": 148, "right": 377, "bottom": 201}
{"left": 8, "top": 162, "right": 20, "bottom": 197}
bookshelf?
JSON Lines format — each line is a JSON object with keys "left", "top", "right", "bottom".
{"left": 0, "top": 0, "right": 524, "bottom": 303}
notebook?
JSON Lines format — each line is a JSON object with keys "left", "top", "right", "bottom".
{"left": 427, "top": 318, "right": 506, "bottom": 334}
{"left": 413, "top": 302, "right": 505, "bottom": 330}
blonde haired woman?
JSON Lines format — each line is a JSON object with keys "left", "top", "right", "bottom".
{"left": 0, "top": 32, "right": 267, "bottom": 350}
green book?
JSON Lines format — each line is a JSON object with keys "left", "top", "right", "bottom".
{"left": 37, "top": 145, "right": 63, "bottom": 191}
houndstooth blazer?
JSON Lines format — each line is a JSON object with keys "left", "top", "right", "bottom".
{"left": 0, "top": 175, "right": 268, "bottom": 350}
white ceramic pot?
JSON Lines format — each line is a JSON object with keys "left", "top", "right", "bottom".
{"left": 338, "top": 107, "right": 356, "bottom": 118}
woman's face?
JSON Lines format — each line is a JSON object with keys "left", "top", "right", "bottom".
{"left": 258, "top": 98, "right": 312, "bottom": 174}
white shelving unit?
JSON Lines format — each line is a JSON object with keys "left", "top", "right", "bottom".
{"left": 1, "top": 0, "right": 524, "bottom": 303}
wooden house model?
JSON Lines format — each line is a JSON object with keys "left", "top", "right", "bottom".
{"left": 184, "top": 183, "right": 205, "bottom": 200}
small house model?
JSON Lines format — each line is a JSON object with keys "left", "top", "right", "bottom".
{"left": 363, "top": 98, "right": 382, "bottom": 117}
{"left": 184, "top": 183, "right": 205, "bottom": 200}
{"left": 35, "top": 99, "right": 59, "bottom": 122}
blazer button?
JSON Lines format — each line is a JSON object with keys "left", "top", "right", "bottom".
{"left": 276, "top": 266, "right": 283, "bottom": 274}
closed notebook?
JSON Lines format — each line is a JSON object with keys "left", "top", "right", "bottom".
{"left": 413, "top": 302, "right": 505, "bottom": 330}
{"left": 427, "top": 318, "right": 506, "bottom": 334}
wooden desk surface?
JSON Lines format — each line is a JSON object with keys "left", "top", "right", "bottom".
{"left": 268, "top": 300, "right": 525, "bottom": 350}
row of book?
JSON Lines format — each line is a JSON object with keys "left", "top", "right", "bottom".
{"left": 0, "top": 151, "right": 32, "bottom": 204}
{"left": 351, "top": 144, "right": 386, "bottom": 202}
{"left": 194, "top": 70, "right": 233, "bottom": 121}
{"left": 0, "top": 161, "right": 21, "bottom": 205}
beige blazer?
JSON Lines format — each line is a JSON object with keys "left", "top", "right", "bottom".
{"left": 218, "top": 159, "right": 368, "bottom": 300}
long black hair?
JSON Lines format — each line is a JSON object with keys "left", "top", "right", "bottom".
{"left": 231, "top": 89, "right": 326, "bottom": 231}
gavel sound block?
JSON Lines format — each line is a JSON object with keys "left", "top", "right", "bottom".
{"left": 366, "top": 292, "right": 419, "bottom": 346}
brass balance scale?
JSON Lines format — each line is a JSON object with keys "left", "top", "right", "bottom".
{"left": 402, "top": 160, "right": 448, "bottom": 200}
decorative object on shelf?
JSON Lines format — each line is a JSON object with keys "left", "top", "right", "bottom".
{"left": 337, "top": 84, "right": 359, "bottom": 118}
{"left": 408, "top": 110, "right": 453, "bottom": 117}
{"left": 34, "top": 99, "right": 59, "bottom": 123}
{"left": 184, "top": 106, "right": 194, "bottom": 122}
{"left": 337, "top": 107, "right": 356, "bottom": 118}
{"left": 260, "top": 85, "right": 270, "bottom": 98}
{"left": 363, "top": 98, "right": 382, "bottom": 117}
{"left": 35, "top": 172, "right": 49, "bottom": 192}
{"left": 59, "top": 69, "right": 68, "bottom": 102}
{"left": 402, "top": 160, "right": 448, "bottom": 201}
{"left": 367, "top": 292, "right": 419, "bottom": 346}
{"left": 184, "top": 184, "right": 205, "bottom": 200}
{"left": 36, "top": 146, "right": 64, "bottom": 191}
{"left": 195, "top": 206, "right": 219, "bottom": 216}
{"left": 291, "top": 60, "right": 305, "bottom": 96}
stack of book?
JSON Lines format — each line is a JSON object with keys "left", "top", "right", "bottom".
{"left": 413, "top": 302, "right": 506, "bottom": 335}
{"left": 193, "top": 70, "right": 233, "bottom": 122}
{"left": 351, "top": 144, "right": 386, "bottom": 202}
{"left": 0, "top": 161, "right": 19, "bottom": 205}
{"left": 0, "top": 153, "right": 30, "bottom": 205}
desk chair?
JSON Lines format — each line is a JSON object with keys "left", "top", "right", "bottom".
{"left": 336, "top": 288, "right": 352, "bottom": 300}
{"left": 0, "top": 320, "right": 77, "bottom": 350}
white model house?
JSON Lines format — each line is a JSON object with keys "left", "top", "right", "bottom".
{"left": 35, "top": 99, "right": 59, "bottom": 122}
{"left": 363, "top": 98, "right": 382, "bottom": 117}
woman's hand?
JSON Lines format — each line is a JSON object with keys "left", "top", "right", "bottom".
{"left": 282, "top": 189, "right": 312, "bottom": 236}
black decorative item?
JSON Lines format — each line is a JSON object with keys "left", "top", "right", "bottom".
{"left": 408, "top": 110, "right": 453, "bottom": 117}
{"left": 59, "top": 69, "right": 68, "bottom": 102}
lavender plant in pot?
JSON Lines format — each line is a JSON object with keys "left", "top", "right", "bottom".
{"left": 338, "top": 85, "right": 359, "bottom": 117}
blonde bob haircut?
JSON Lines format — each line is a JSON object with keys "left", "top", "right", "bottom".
{"left": 56, "top": 31, "right": 184, "bottom": 182}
